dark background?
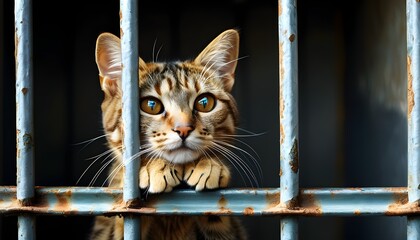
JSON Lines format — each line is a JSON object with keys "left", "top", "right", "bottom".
{"left": 1, "top": 0, "right": 408, "bottom": 239}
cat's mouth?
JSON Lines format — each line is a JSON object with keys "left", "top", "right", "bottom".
{"left": 162, "top": 143, "right": 202, "bottom": 164}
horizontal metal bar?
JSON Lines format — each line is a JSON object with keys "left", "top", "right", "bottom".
{"left": 0, "top": 187, "right": 415, "bottom": 216}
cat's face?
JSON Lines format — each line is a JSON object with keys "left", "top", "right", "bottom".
{"left": 95, "top": 30, "right": 240, "bottom": 164}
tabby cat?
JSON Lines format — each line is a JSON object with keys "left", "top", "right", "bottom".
{"left": 90, "top": 29, "right": 247, "bottom": 240}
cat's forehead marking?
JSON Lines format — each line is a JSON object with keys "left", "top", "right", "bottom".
{"left": 139, "top": 61, "right": 222, "bottom": 101}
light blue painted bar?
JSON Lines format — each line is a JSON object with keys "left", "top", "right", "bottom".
{"left": 409, "top": 218, "right": 420, "bottom": 240}
{"left": 18, "top": 216, "right": 35, "bottom": 240}
{"left": 279, "top": 0, "right": 299, "bottom": 239}
{"left": 0, "top": 187, "right": 410, "bottom": 216}
{"left": 15, "top": 0, "right": 34, "bottom": 205}
{"left": 15, "top": 0, "right": 36, "bottom": 239}
{"left": 407, "top": 0, "right": 420, "bottom": 239}
{"left": 120, "top": 0, "right": 140, "bottom": 239}
{"left": 281, "top": 218, "right": 298, "bottom": 240}
{"left": 279, "top": 0, "right": 299, "bottom": 205}
{"left": 120, "top": 0, "right": 140, "bottom": 204}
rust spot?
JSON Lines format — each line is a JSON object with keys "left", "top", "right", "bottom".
{"left": 285, "top": 196, "right": 299, "bottom": 209}
{"left": 15, "top": 30, "right": 20, "bottom": 60}
{"left": 354, "top": 209, "right": 361, "bottom": 215}
{"left": 16, "top": 130, "right": 21, "bottom": 158}
{"left": 279, "top": 42, "right": 285, "bottom": 84}
{"left": 279, "top": 41, "right": 285, "bottom": 145}
{"left": 204, "top": 209, "right": 233, "bottom": 215}
{"left": 266, "top": 192, "right": 280, "bottom": 209}
{"left": 280, "top": 124, "right": 285, "bottom": 144}
{"left": 21, "top": 88, "right": 28, "bottom": 95}
{"left": 123, "top": 196, "right": 141, "bottom": 208}
{"left": 54, "top": 191, "right": 71, "bottom": 212}
{"left": 244, "top": 207, "right": 254, "bottom": 215}
{"left": 299, "top": 192, "right": 322, "bottom": 215}
{"left": 289, "top": 34, "right": 295, "bottom": 42}
{"left": 408, "top": 56, "right": 415, "bottom": 118}
{"left": 218, "top": 195, "right": 227, "bottom": 208}
{"left": 18, "top": 198, "right": 32, "bottom": 207}
{"left": 279, "top": 169, "right": 283, "bottom": 177}
{"left": 289, "top": 138, "right": 299, "bottom": 173}
{"left": 278, "top": 3, "right": 282, "bottom": 16}
{"left": 385, "top": 188, "right": 410, "bottom": 216}
{"left": 23, "top": 133, "right": 33, "bottom": 147}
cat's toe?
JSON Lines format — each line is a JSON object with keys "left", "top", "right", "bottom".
{"left": 141, "top": 159, "right": 183, "bottom": 193}
{"left": 184, "top": 158, "right": 230, "bottom": 191}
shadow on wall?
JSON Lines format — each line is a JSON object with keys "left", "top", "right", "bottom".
{"left": 1, "top": 0, "right": 407, "bottom": 239}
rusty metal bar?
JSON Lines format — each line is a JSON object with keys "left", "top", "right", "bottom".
{"left": 407, "top": 0, "right": 420, "bottom": 239}
{"left": 15, "top": 0, "right": 35, "bottom": 239}
{"left": 1, "top": 187, "right": 412, "bottom": 216}
{"left": 279, "top": 0, "right": 299, "bottom": 239}
{"left": 120, "top": 0, "right": 140, "bottom": 239}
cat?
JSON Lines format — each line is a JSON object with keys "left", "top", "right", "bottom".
{"left": 89, "top": 29, "right": 247, "bottom": 240}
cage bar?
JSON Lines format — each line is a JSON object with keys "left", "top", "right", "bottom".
{"left": 15, "top": 0, "right": 35, "bottom": 239}
{"left": 279, "top": 0, "right": 299, "bottom": 239}
{"left": 407, "top": 0, "right": 420, "bottom": 239}
{"left": 1, "top": 187, "right": 415, "bottom": 216}
{"left": 120, "top": 0, "right": 141, "bottom": 239}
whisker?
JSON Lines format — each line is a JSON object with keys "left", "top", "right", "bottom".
{"left": 91, "top": 155, "right": 118, "bottom": 187}
{"left": 73, "top": 133, "right": 110, "bottom": 153}
{"left": 194, "top": 142, "right": 248, "bottom": 186}
{"left": 73, "top": 133, "right": 109, "bottom": 146}
{"left": 76, "top": 146, "right": 121, "bottom": 185}
{"left": 152, "top": 38, "right": 157, "bottom": 62}
{"left": 105, "top": 147, "right": 155, "bottom": 187}
{"left": 211, "top": 143, "right": 257, "bottom": 187}
{"left": 214, "top": 138, "right": 263, "bottom": 184}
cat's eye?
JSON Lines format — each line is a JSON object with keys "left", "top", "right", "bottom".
{"left": 194, "top": 93, "right": 216, "bottom": 112}
{"left": 140, "top": 97, "right": 164, "bottom": 115}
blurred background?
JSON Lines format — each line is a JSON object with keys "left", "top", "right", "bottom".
{"left": 1, "top": 0, "right": 408, "bottom": 239}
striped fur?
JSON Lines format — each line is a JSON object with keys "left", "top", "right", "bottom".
{"left": 90, "top": 29, "right": 246, "bottom": 240}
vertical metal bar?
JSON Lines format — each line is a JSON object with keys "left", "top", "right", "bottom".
{"left": 407, "top": 0, "right": 420, "bottom": 239}
{"left": 279, "top": 0, "right": 299, "bottom": 239}
{"left": 15, "top": 0, "right": 35, "bottom": 239}
{"left": 120, "top": 0, "right": 140, "bottom": 239}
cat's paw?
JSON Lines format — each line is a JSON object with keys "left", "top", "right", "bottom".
{"left": 139, "top": 158, "right": 183, "bottom": 193}
{"left": 183, "top": 158, "right": 230, "bottom": 191}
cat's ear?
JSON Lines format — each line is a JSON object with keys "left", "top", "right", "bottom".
{"left": 95, "top": 32, "right": 148, "bottom": 96}
{"left": 96, "top": 33, "right": 123, "bottom": 96}
{"left": 194, "top": 29, "right": 239, "bottom": 92}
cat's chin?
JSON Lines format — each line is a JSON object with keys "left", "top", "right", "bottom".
{"left": 162, "top": 148, "right": 201, "bottom": 164}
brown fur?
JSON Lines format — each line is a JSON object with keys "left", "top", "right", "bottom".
{"left": 90, "top": 29, "right": 247, "bottom": 240}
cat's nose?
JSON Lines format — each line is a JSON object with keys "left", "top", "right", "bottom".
{"left": 172, "top": 125, "right": 194, "bottom": 141}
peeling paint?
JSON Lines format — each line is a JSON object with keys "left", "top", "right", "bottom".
{"left": 54, "top": 191, "right": 71, "bottom": 212}
{"left": 289, "top": 139, "right": 299, "bottom": 173}
{"left": 243, "top": 207, "right": 254, "bottom": 215}
{"left": 266, "top": 192, "right": 280, "bottom": 209}
{"left": 278, "top": 2, "right": 282, "bottom": 16}
{"left": 218, "top": 195, "right": 227, "bottom": 209}
{"left": 280, "top": 124, "right": 285, "bottom": 144}
{"left": 21, "top": 88, "right": 28, "bottom": 95}
{"left": 22, "top": 133, "right": 33, "bottom": 147}
{"left": 289, "top": 34, "right": 295, "bottom": 42}
{"left": 298, "top": 192, "right": 322, "bottom": 215}
{"left": 408, "top": 56, "right": 415, "bottom": 117}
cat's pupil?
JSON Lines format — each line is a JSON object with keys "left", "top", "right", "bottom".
{"left": 199, "top": 97, "right": 208, "bottom": 108}
{"left": 148, "top": 100, "right": 156, "bottom": 110}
